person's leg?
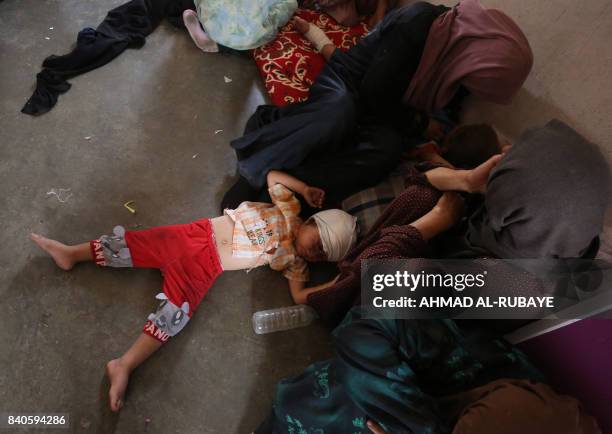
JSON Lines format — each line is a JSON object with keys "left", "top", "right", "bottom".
{"left": 182, "top": 9, "right": 219, "bottom": 52}
{"left": 30, "top": 233, "right": 92, "bottom": 270}
{"left": 231, "top": 81, "right": 358, "bottom": 188}
{"left": 105, "top": 219, "right": 221, "bottom": 411}
{"left": 359, "top": 3, "right": 446, "bottom": 114}
{"left": 33, "top": 222, "right": 212, "bottom": 412}
{"left": 106, "top": 333, "right": 162, "bottom": 412}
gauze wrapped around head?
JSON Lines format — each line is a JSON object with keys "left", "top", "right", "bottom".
{"left": 312, "top": 209, "right": 358, "bottom": 262}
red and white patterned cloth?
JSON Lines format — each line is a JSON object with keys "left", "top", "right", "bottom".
{"left": 253, "top": 8, "right": 369, "bottom": 106}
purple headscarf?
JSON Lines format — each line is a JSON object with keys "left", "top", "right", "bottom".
{"left": 403, "top": 0, "right": 533, "bottom": 111}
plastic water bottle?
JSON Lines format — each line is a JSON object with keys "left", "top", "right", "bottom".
{"left": 252, "top": 305, "right": 317, "bottom": 334}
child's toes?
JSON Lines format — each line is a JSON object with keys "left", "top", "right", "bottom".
{"left": 110, "top": 395, "right": 122, "bottom": 412}
{"left": 106, "top": 359, "right": 129, "bottom": 412}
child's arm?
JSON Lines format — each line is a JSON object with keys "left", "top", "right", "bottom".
{"left": 289, "top": 276, "right": 339, "bottom": 305}
{"left": 267, "top": 170, "right": 325, "bottom": 208}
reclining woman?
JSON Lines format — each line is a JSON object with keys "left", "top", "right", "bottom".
{"left": 302, "top": 120, "right": 611, "bottom": 323}
{"left": 253, "top": 120, "right": 610, "bottom": 433}
{"left": 222, "top": 0, "right": 533, "bottom": 215}
{"left": 255, "top": 304, "right": 602, "bottom": 433}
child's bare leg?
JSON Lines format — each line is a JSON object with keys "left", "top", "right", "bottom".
{"left": 30, "top": 233, "right": 92, "bottom": 270}
{"left": 106, "top": 333, "right": 162, "bottom": 412}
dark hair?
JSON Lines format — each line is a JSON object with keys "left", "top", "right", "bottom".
{"left": 443, "top": 124, "right": 501, "bottom": 169}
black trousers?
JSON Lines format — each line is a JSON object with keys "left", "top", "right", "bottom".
{"left": 223, "top": 2, "right": 448, "bottom": 214}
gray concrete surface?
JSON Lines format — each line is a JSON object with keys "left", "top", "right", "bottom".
{"left": 0, "top": 0, "right": 610, "bottom": 433}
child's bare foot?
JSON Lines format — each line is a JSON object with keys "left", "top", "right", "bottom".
{"left": 293, "top": 16, "right": 311, "bottom": 34}
{"left": 106, "top": 359, "right": 130, "bottom": 412}
{"left": 30, "top": 233, "right": 76, "bottom": 270}
{"left": 182, "top": 9, "right": 219, "bottom": 53}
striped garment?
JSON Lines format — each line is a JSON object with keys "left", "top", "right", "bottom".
{"left": 225, "top": 183, "right": 309, "bottom": 282}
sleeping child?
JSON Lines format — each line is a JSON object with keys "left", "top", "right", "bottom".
{"left": 31, "top": 170, "right": 357, "bottom": 412}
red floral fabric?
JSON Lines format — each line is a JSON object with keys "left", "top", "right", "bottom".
{"left": 253, "top": 9, "right": 369, "bottom": 106}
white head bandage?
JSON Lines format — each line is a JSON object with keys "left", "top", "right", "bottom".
{"left": 312, "top": 209, "right": 358, "bottom": 262}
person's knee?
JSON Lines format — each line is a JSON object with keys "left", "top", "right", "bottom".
{"left": 144, "top": 293, "right": 191, "bottom": 343}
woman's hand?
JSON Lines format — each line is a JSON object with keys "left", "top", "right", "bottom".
{"left": 303, "top": 186, "right": 325, "bottom": 208}
{"left": 367, "top": 420, "right": 388, "bottom": 434}
{"left": 465, "top": 154, "right": 503, "bottom": 194}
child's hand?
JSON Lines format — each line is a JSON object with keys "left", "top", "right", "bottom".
{"left": 303, "top": 186, "right": 325, "bottom": 208}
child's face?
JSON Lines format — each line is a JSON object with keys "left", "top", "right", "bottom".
{"left": 295, "top": 223, "right": 327, "bottom": 262}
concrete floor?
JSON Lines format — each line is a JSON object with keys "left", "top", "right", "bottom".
{"left": 0, "top": 0, "right": 610, "bottom": 433}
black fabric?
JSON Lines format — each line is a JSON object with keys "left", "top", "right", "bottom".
{"left": 228, "top": 2, "right": 449, "bottom": 190}
{"left": 22, "top": 0, "right": 193, "bottom": 116}
{"left": 221, "top": 118, "right": 407, "bottom": 218}
{"left": 286, "top": 119, "right": 408, "bottom": 215}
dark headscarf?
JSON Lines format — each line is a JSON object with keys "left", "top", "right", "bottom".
{"left": 467, "top": 120, "right": 611, "bottom": 258}
{"left": 404, "top": 0, "right": 533, "bottom": 111}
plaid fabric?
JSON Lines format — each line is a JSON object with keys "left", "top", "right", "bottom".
{"left": 226, "top": 183, "right": 309, "bottom": 281}
{"left": 341, "top": 134, "right": 443, "bottom": 236}
{"left": 252, "top": 8, "right": 369, "bottom": 106}
{"left": 341, "top": 161, "right": 417, "bottom": 236}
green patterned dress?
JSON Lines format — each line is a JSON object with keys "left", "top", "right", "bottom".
{"left": 193, "top": 0, "right": 297, "bottom": 50}
{"left": 256, "top": 308, "right": 543, "bottom": 434}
